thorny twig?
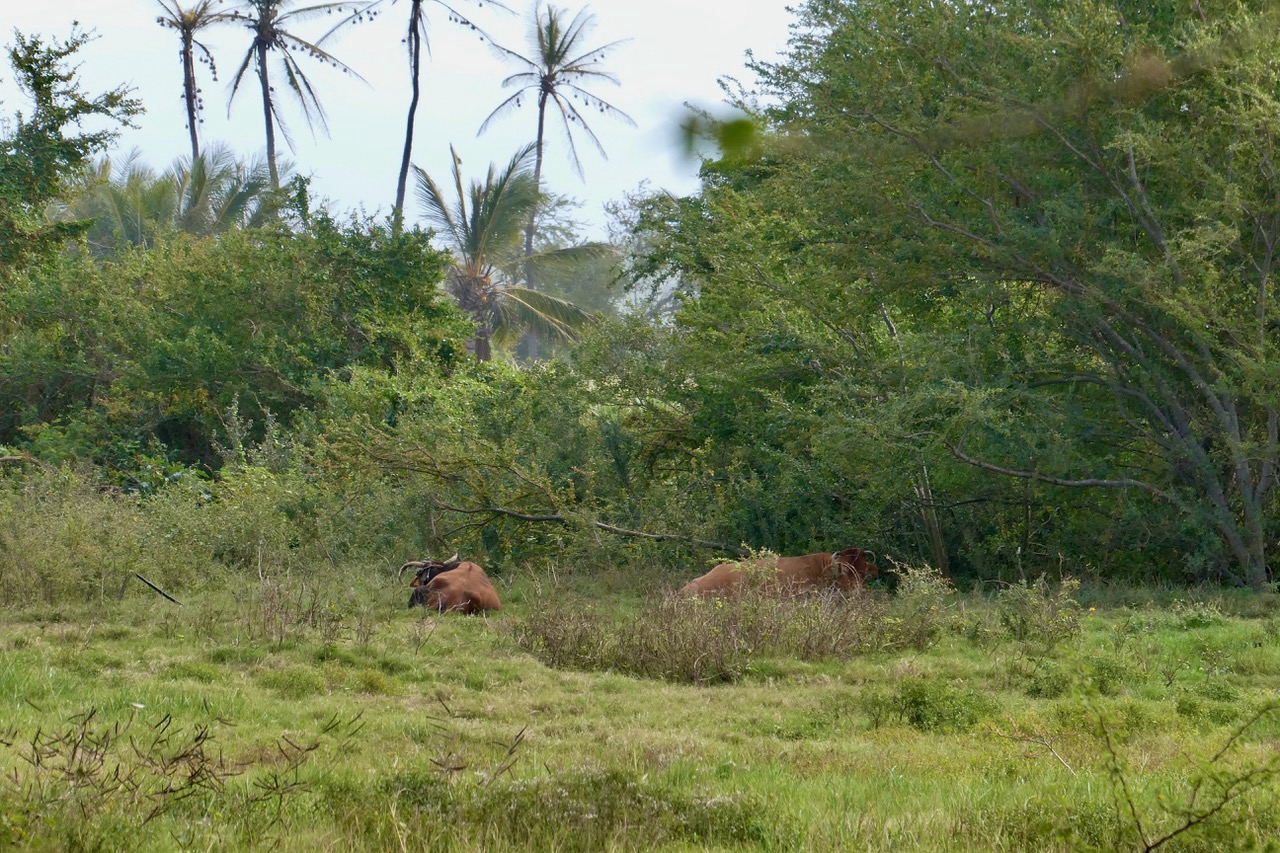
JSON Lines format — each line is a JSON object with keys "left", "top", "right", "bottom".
{"left": 990, "top": 718, "right": 1077, "bottom": 777}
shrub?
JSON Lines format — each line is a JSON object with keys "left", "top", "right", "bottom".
{"left": 513, "top": 589, "right": 916, "bottom": 684}
{"left": 892, "top": 679, "right": 995, "bottom": 732}
{"left": 1171, "top": 598, "right": 1225, "bottom": 629}
{"left": 893, "top": 560, "right": 956, "bottom": 602}
{"left": 888, "top": 560, "right": 956, "bottom": 650}
{"left": 0, "top": 465, "right": 197, "bottom": 605}
{"left": 1024, "top": 658, "right": 1074, "bottom": 699}
{"left": 995, "top": 575, "right": 1083, "bottom": 650}
{"left": 1084, "top": 654, "right": 1137, "bottom": 697}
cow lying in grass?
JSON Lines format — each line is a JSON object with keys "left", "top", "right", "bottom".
{"left": 399, "top": 555, "right": 502, "bottom": 614}
{"left": 680, "top": 548, "right": 879, "bottom": 598}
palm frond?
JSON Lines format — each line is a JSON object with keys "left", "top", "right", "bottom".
{"left": 490, "top": 285, "right": 596, "bottom": 348}
{"left": 225, "top": 45, "right": 258, "bottom": 115}
{"left": 412, "top": 162, "right": 465, "bottom": 248}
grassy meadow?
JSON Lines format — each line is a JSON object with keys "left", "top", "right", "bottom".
{"left": 1, "top": 566, "right": 1279, "bottom": 852}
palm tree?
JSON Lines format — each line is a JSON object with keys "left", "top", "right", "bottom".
{"left": 60, "top": 147, "right": 281, "bottom": 256}
{"left": 324, "top": 0, "right": 509, "bottom": 229}
{"left": 222, "top": 0, "right": 366, "bottom": 187}
{"left": 155, "top": 0, "right": 235, "bottom": 162}
{"left": 412, "top": 143, "right": 599, "bottom": 361}
{"left": 65, "top": 152, "right": 179, "bottom": 256}
{"left": 479, "top": 3, "right": 632, "bottom": 355}
{"left": 169, "top": 143, "right": 280, "bottom": 233}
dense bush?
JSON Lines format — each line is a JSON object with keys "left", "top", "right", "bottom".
{"left": 512, "top": 588, "right": 947, "bottom": 684}
{"left": 2, "top": 211, "right": 465, "bottom": 470}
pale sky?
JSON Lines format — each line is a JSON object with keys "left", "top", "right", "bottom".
{"left": 1, "top": 0, "right": 795, "bottom": 237}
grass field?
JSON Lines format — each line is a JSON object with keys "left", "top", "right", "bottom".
{"left": 1, "top": 568, "right": 1278, "bottom": 851}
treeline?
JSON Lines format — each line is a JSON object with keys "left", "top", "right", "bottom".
{"left": 3, "top": 1, "right": 1279, "bottom": 601}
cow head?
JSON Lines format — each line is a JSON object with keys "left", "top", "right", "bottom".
{"left": 398, "top": 553, "right": 462, "bottom": 591}
{"left": 831, "top": 547, "right": 879, "bottom": 586}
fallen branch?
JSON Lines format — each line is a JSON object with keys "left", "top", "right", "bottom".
{"left": 130, "top": 573, "right": 183, "bottom": 606}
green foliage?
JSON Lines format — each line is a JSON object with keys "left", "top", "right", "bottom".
{"left": 59, "top": 146, "right": 280, "bottom": 256}
{"left": 0, "top": 465, "right": 196, "bottom": 606}
{"left": 0, "top": 208, "right": 460, "bottom": 467}
{"left": 610, "top": 0, "right": 1280, "bottom": 587}
{"left": 0, "top": 28, "right": 140, "bottom": 279}
{"left": 892, "top": 679, "right": 996, "bottom": 733}
{"left": 412, "top": 144, "right": 602, "bottom": 359}
{"left": 995, "top": 575, "right": 1083, "bottom": 650}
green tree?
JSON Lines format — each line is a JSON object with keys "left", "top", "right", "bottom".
{"left": 667, "top": 0, "right": 1280, "bottom": 587}
{"left": 0, "top": 206, "right": 460, "bottom": 467}
{"left": 66, "top": 152, "right": 178, "bottom": 255}
{"left": 532, "top": 193, "right": 623, "bottom": 318}
{"left": 154, "top": 0, "right": 234, "bottom": 162}
{"left": 480, "top": 3, "right": 633, "bottom": 354}
{"left": 412, "top": 143, "right": 597, "bottom": 360}
{"left": 222, "top": 0, "right": 365, "bottom": 187}
{"left": 0, "top": 29, "right": 140, "bottom": 279}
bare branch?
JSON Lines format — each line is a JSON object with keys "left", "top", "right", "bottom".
{"left": 947, "top": 437, "right": 1175, "bottom": 500}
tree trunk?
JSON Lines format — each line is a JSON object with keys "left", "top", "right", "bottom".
{"left": 257, "top": 41, "right": 279, "bottom": 189}
{"left": 522, "top": 92, "right": 550, "bottom": 360}
{"left": 182, "top": 31, "right": 200, "bottom": 162}
{"left": 392, "top": 2, "right": 424, "bottom": 232}
{"left": 472, "top": 328, "right": 492, "bottom": 362}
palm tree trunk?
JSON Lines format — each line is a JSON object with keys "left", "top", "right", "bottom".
{"left": 523, "top": 92, "right": 549, "bottom": 359}
{"left": 182, "top": 31, "right": 200, "bottom": 162}
{"left": 474, "top": 328, "right": 493, "bottom": 362}
{"left": 257, "top": 41, "right": 279, "bottom": 189}
{"left": 392, "top": 1, "right": 424, "bottom": 231}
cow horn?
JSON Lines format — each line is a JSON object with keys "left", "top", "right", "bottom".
{"left": 398, "top": 560, "right": 425, "bottom": 580}
{"left": 448, "top": 552, "right": 459, "bottom": 563}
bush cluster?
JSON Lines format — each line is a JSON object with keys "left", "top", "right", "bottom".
{"left": 513, "top": 587, "right": 942, "bottom": 685}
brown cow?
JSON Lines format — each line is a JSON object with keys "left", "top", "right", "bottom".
{"left": 400, "top": 556, "right": 502, "bottom": 614}
{"left": 680, "top": 548, "right": 878, "bottom": 598}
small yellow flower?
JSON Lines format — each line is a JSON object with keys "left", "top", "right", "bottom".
{"left": 1088, "top": 607, "right": 1096, "bottom": 612}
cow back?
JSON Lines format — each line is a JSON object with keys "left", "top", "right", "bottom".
{"left": 681, "top": 549, "right": 877, "bottom": 597}
{"left": 775, "top": 553, "right": 837, "bottom": 589}
{"left": 679, "top": 561, "right": 744, "bottom": 597}
{"left": 418, "top": 562, "right": 502, "bottom": 614}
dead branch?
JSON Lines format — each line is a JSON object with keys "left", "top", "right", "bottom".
{"left": 947, "top": 438, "right": 1174, "bottom": 501}
{"left": 990, "top": 719, "right": 1076, "bottom": 777}
{"left": 131, "top": 573, "right": 183, "bottom": 606}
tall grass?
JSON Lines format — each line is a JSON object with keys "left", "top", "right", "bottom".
{"left": 513, "top": 582, "right": 956, "bottom": 685}
{"left": 3, "top": 572, "right": 1280, "bottom": 850}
